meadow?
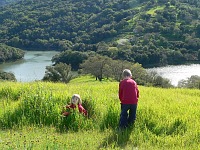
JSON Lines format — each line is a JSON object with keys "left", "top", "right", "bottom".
{"left": 0, "top": 76, "right": 200, "bottom": 150}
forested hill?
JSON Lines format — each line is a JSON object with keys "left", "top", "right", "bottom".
{"left": 0, "top": 0, "right": 18, "bottom": 6}
{"left": 0, "top": 0, "right": 200, "bottom": 67}
{"left": 0, "top": 43, "right": 24, "bottom": 63}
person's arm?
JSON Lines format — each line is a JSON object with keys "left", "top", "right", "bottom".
{"left": 118, "top": 82, "right": 123, "bottom": 101}
{"left": 65, "top": 105, "right": 70, "bottom": 109}
{"left": 66, "top": 103, "right": 76, "bottom": 109}
{"left": 136, "top": 85, "right": 139, "bottom": 98}
{"left": 62, "top": 111, "right": 70, "bottom": 116}
{"left": 78, "top": 104, "right": 87, "bottom": 116}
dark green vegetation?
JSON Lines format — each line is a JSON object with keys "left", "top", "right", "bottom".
{"left": 178, "top": 75, "right": 200, "bottom": 89}
{"left": 43, "top": 62, "right": 74, "bottom": 83}
{"left": 0, "top": 0, "right": 17, "bottom": 6}
{"left": 0, "top": 0, "right": 200, "bottom": 67}
{"left": 0, "top": 71, "right": 16, "bottom": 81}
{"left": 0, "top": 43, "right": 24, "bottom": 63}
{"left": 0, "top": 43, "right": 24, "bottom": 81}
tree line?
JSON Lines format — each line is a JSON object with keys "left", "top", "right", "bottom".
{"left": 43, "top": 55, "right": 200, "bottom": 89}
{"left": 2, "top": 53, "right": 199, "bottom": 89}
{"left": 43, "top": 54, "right": 173, "bottom": 88}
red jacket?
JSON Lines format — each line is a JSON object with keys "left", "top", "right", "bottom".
{"left": 66, "top": 103, "right": 87, "bottom": 116}
{"left": 119, "top": 78, "right": 139, "bottom": 104}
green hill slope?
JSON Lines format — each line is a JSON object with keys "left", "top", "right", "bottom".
{"left": 0, "top": 0, "right": 200, "bottom": 67}
{"left": 0, "top": 0, "right": 134, "bottom": 49}
{"left": 0, "top": 77, "right": 200, "bottom": 149}
{"left": 0, "top": 43, "right": 24, "bottom": 63}
{"left": 0, "top": 0, "right": 18, "bottom": 6}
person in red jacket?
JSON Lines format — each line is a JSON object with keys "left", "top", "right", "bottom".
{"left": 118, "top": 69, "right": 139, "bottom": 129}
{"left": 62, "top": 94, "right": 87, "bottom": 117}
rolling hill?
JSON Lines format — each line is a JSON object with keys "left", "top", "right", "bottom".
{"left": 0, "top": 0, "right": 200, "bottom": 67}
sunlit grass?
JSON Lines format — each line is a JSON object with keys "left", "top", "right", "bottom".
{"left": 0, "top": 76, "right": 200, "bottom": 149}
{"left": 0, "top": 127, "right": 108, "bottom": 150}
{"left": 146, "top": 6, "right": 165, "bottom": 16}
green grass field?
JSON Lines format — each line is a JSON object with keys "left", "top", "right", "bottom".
{"left": 0, "top": 76, "right": 200, "bottom": 150}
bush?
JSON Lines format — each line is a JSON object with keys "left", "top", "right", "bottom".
{"left": 178, "top": 75, "right": 200, "bottom": 89}
{"left": 43, "top": 63, "right": 75, "bottom": 83}
{"left": 0, "top": 71, "right": 16, "bottom": 81}
{"left": 146, "top": 71, "right": 173, "bottom": 88}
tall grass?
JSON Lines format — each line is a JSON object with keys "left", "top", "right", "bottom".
{"left": 0, "top": 78, "right": 199, "bottom": 149}
{"left": 0, "top": 82, "right": 100, "bottom": 132}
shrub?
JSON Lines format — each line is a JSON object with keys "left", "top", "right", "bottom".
{"left": 0, "top": 71, "right": 16, "bottom": 81}
{"left": 43, "top": 63, "right": 75, "bottom": 83}
{"left": 178, "top": 75, "right": 200, "bottom": 89}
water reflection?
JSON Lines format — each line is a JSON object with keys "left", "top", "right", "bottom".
{"left": 0, "top": 51, "right": 59, "bottom": 82}
{"left": 146, "top": 64, "right": 200, "bottom": 86}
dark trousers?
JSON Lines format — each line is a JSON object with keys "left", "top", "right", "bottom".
{"left": 119, "top": 104, "right": 137, "bottom": 128}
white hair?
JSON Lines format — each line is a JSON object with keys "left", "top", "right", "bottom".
{"left": 122, "top": 69, "right": 132, "bottom": 78}
{"left": 71, "top": 94, "right": 82, "bottom": 105}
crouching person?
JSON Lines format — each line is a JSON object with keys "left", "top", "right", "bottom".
{"left": 62, "top": 94, "right": 87, "bottom": 117}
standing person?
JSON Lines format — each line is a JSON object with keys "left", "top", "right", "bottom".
{"left": 118, "top": 69, "right": 139, "bottom": 129}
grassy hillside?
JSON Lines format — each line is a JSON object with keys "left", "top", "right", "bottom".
{"left": 0, "top": 76, "right": 199, "bottom": 149}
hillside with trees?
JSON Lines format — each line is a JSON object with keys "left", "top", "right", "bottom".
{"left": 0, "top": 43, "right": 24, "bottom": 63}
{"left": 0, "top": 70, "right": 16, "bottom": 81}
{"left": 0, "top": 0, "right": 18, "bottom": 6}
{"left": 0, "top": 0, "right": 200, "bottom": 67}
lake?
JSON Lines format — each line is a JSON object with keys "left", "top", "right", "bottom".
{"left": 146, "top": 64, "right": 200, "bottom": 86}
{"left": 0, "top": 51, "right": 200, "bottom": 85}
{"left": 0, "top": 51, "right": 59, "bottom": 82}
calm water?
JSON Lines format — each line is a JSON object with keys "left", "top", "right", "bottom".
{"left": 1, "top": 51, "right": 200, "bottom": 85}
{"left": 147, "top": 64, "right": 200, "bottom": 86}
{"left": 0, "top": 51, "right": 59, "bottom": 82}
